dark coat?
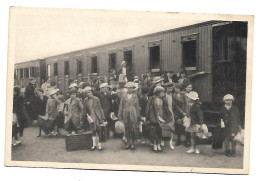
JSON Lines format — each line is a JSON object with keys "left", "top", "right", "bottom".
{"left": 97, "top": 91, "right": 113, "bottom": 119}
{"left": 34, "top": 96, "right": 48, "bottom": 116}
{"left": 13, "top": 93, "right": 26, "bottom": 133}
{"left": 189, "top": 100, "right": 204, "bottom": 125}
{"left": 220, "top": 105, "right": 241, "bottom": 139}
{"left": 139, "top": 94, "right": 148, "bottom": 117}
{"left": 173, "top": 93, "right": 185, "bottom": 119}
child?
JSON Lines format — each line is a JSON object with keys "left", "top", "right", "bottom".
{"left": 185, "top": 91, "right": 204, "bottom": 154}
{"left": 81, "top": 86, "right": 105, "bottom": 151}
{"left": 220, "top": 94, "right": 241, "bottom": 157}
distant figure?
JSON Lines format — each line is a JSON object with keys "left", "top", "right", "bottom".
{"left": 24, "top": 77, "right": 37, "bottom": 124}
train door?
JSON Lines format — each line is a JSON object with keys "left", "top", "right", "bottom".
{"left": 149, "top": 45, "right": 160, "bottom": 76}
{"left": 123, "top": 50, "right": 133, "bottom": 80}
{"left": 212, "top": 22, "right": 247, "bottom": 124}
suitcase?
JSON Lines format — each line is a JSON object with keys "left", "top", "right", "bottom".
{"left": 65, "top": 131, "right": 93, "bottom": 151}
{"left": 133, "top": 123, "right": 141, "bottom": 139}
{"left": 160, "top": 124, "right": 172, "bottom": 138}
{"left": 97, "top": 123, "right": 109, "bottom": 142}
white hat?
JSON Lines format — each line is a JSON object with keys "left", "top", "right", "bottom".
{"left": 121, "top": 61, "right": 126, "bottom": 66}
{"left": 153, "top": 86, "right": 165, "bottom": 94}
{"left": 186, "top": 91, "right": 199, "bottom": 100}
{"left": 82, "top": 86, "right": 92, "bottom": 92}
{"left": 223, "top": 94, "right": 234, "bottom": 101}
{"left": 99, "top": 82, "right": 108, "bottom": 89}
{"left": 49, "top": 89, "right": 58, "bottom": 96}
{"left": 125, "top": 82, "right": 136, "bottom": 88}
{"left": 69, "top": 83, "right": 78, "bottom": 89}
{"left": 152, "top": 76, "right": 163, "bottom": 84}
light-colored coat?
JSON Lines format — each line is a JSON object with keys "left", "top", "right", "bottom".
{"left": 118, "top": 93, "right": 140, "bottom": 127}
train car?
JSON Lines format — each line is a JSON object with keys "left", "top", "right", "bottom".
{"left": 16, "top": 20, "right": 248, "bottom": 127}
{"left": 14, "top": 59, "right": 46, "bottom": 88}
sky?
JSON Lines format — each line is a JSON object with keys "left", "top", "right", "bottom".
{"left": 13, "top": 8, "right": 205, "bottom": 63}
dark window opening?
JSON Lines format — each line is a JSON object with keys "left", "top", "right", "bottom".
{"left": 54, "top": 63, "right": 58, "bottom": 76}
{"left": 149, "top": 46, "right": 160, "bottom": 69}
{"left": 77, "top": 60, "right": 82, "bottom": 74}
{"left": 182, "top": 40, "right": 197, "bottom": 67}
{"left": 64, "top": 61, "right": 69, "bottom": 76}
{"left": 109, "top": 53, "right": 116, "bottom": 70}
{"left": 30, "top": 67, "right": 35, "bottom": 78}
{"left": 24, "top": 68, "right": 29, "bottom": 78}
{"left": 20, "top": 69, "right": 23, "bottom": 79}
{"left": 91, "top": 56, "right": 98, "bottom": 73}
{"left": 124, "top": 51, "right": 132, "bottom": 68}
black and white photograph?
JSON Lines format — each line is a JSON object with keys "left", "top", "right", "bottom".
{"left": 5, "top": 7, "right": 253, "bottom": 174}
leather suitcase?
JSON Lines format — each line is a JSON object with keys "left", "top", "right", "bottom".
{"left": 65, "top": 131, "right": 93, "bottom": 151}
{"left": 97, "top": 123, "right": 109, "bottom": 142}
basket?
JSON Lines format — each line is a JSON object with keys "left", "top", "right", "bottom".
{"left": 65, "top": 131, "right": 93, "bottom": 152}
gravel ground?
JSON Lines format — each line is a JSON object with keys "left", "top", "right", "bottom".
{"left": 11, "top": 127, "right": 244, "bottom": 169}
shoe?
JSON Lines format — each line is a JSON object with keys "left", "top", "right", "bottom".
{"left": 175, "top": 140, "right": 181, "bottom": 146}
{"left": 157, "top": 144, "right": 162, "bottom": 152}
{"left": 91, "top": 146, "right": 97, "bottom": 151}
{"left": 170, "top": 145, "right": 175, "bottom": 150}
{"left": 187, "top": 148, "right": 195, "bottom": 154}
{"left": 161, "top": 140, "right": 165, "bottom": 147}
{"left": 195, "top": 149, "right": 200, "bottom": 154}
{"left": 153, "top": 145, "right": 158, "bottom": 153}
{"left": 98, "top": 146, "right": 103, "bottom": 151}
{"left": 184, "top": 142, "right": 191, "bottom": 148}
{"left": 225, "top": 150, "right": 231, "bottom": 157}
{"left": 13, "top": 141, "right": 21, "bottom": 147}
{"left": 130, "top": 145, "right": 135, "bottom": 150}
{"left": 37, "top": 134, "right": 41, "bottom": 137}
{"left": 124, "top": 145, "right": 130, "bottom": 150}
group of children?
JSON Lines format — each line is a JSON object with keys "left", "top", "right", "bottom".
{"left": 12, "top": 70, "right": 242, "bottom": 157}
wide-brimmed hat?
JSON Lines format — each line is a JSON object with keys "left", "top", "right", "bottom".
{"left": 28, "top": 77, "right": 36, "bottom": 84}
{"left": 69, "top": 83, "right": 78, "bottom": 89}
{"left": 186, "top": 91, "right": 199, "bottom": 100}
{"left": 82, "top": 86, "right": 92, "bottom": 92}
{"left": 49, "top": 89, "right": 58, "bottom": 96}
{"left": 153, "top": 86, "right": 165, "bottom": 94}
{"left": 125, "top": 82, "right": 136, "bottom": 88}
{"left": 99, "top": 82, "right": 108, "bottom": 89}
{"left": 223, "top": 94, "right": 234, "bottom": 101}
{"left": 162, "top": 82, "right": 174, "bottom": 88}
{"left": 109, "top": 76, "right": 115, "bottom": 81}
{"left": 152, "top": 76, "right": 163, "bottom": 84}
{"left": 121, "top": 61, "right": 126, "bottom": 66}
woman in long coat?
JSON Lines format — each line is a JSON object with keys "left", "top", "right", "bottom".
{"left": 220, "top": 94, "right": 241, "bottom": 157}
{"left": 118, "top": 82, "right": 140, "bottom": 150}
{"left": 81, "top": 86, "right": 105, "bottom": 151}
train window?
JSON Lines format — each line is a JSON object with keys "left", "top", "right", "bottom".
{"left": 24, "top": 68, "right": 29, "bottom": 78}
{"left": 91, "top": 56, "right": 98, "bottom": 73}
{"left": 30, "top": 67, "right": 35, "bottom": 78}
{"left": 77, "top": 60, "right": 82, "bottom": 74}
{"left": 109, "top": 53, "right": 116, "bottom": 71}
{"left": 20, "top": 69, "right": 23, "bottom": 79}
{"left": 182, "top": 40, "right": 197, "bottom": 68}
{"left": 149, "top": 46, "right": 160, "bottom": 70}
{"left": 64, "top": 61, "right": 69, "bottom": 76}
{"left": 54, "top": 63, "right": 58, "bottom": 76}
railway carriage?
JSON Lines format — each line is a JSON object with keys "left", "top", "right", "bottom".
{"left": 14, "top": 20, "right": 248, "bottom": 127}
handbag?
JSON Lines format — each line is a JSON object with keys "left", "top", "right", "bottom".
{"left": 183, "top": 116, "right": 191, "bottom": 128}
{"left": 234, "top": 129, "right": 244, "bottom": 145}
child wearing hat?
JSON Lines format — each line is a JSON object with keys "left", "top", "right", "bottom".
{"left": 81, "top": 86, "right": 105, "bottom": 151}
{"left": 64, "top": 89, "right": 83, "bottom": 135}
{"left": 118, "top": 82, "right": 140, "bottom": 150}
{"left": 185, "top": 91, "right": 204, "bottom": 154}
{"left": 220, "top": 94, "right": 241, "bottom": 157}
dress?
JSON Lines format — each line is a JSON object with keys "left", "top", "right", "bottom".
{"left": 118, "top": 93, "right": 140, "bottom": 140}
{"left": 82, "top": 96, "right": 105, "bottom": 132}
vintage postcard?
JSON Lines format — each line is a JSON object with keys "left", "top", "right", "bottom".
{"left": 5, "top": 7, "right": 254, "bottom": 174}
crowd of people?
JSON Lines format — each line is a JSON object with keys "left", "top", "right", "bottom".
{"left": 12, "top": 62, "right": 242, "bottom": 157}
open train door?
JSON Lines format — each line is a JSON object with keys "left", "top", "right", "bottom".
{"left": 212, "top": 21, "right": 248, "bottom": 126}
